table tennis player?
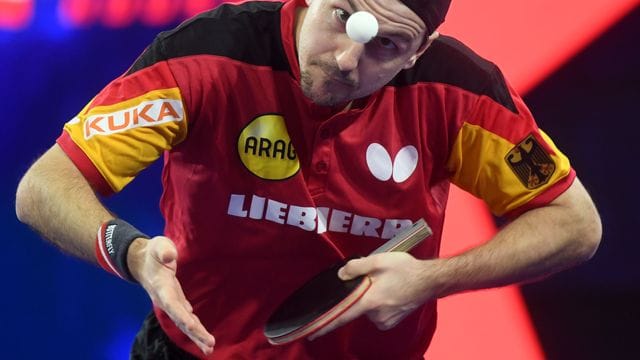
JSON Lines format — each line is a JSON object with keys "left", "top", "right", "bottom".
{"left": 15, "top": 0, "right": 602, "bottom": 358}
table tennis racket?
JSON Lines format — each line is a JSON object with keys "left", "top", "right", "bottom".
{"left": 264, "top": 218, "right": 432, "bottom": 345}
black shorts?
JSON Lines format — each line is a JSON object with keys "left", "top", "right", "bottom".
{"left": 130, "top": 311, "right": 199, "bottom": 360}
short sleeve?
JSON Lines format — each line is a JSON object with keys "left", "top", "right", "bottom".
{"left": 56, "top": 38, "right": 188, "bottom": 196}
{"left": 446, "top": 77, "right": 575, "bottom": 218}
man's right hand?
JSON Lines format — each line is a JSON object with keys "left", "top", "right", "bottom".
{"left": 127, "top": 236, "right": 215, "bottom": 356}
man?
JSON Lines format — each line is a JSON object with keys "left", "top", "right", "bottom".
{"left": 15, "top": 0, "right": 602, "bottom": 358}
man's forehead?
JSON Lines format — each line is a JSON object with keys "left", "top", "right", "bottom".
{"left": 341, "top": 0, "right": 419, "bottom": 15}
{"left": 335, "top": 0, "right": 451, "bottom": 36}
{"left": 339, "top": 0, "right": 426, "bottom": 38}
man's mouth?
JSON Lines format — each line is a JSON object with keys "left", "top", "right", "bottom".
{"left": 318, "top": 65, "right": 357, "bottom": 88}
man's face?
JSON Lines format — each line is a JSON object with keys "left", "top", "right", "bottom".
{"left": 297, "top": 0, "right": 429, "bottom": 107}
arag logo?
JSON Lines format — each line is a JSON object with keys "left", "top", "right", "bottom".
{"left": 237, "top": 114, "right": 300, "bottom": 180}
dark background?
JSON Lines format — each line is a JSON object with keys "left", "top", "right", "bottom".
{"left": 2, "top": 2, "right": 638, "bottom": 359}
{"left": 521, "top": 6, "right": 640, "bottom": 359}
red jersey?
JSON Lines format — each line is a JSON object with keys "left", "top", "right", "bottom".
{"left": 57, "top": 0, "right": 575, "bottom": 358}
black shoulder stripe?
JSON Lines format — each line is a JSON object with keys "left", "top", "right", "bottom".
{"left": 127, "top": 1, "right": 290, "bottom": 75}
{"left": 390, "top": 35, "right": 518, "bottom": 114}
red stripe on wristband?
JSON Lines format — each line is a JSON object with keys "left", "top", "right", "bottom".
{"left": 95, "top": 222, "right": 127, "bottom": 280}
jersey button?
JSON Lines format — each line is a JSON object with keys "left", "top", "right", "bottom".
{"left": 315, "top": 161, "right": 328, "bottom": 173}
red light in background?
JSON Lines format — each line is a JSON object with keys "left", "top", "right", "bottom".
{"left": 56, "top": 0, "right": 220, "bottom": 29}
{"left": 427, "top": 187, "right": 545, "bottom": 359}
{"left": 0, "top": 0, "right": 34, "bottom": 30}
{"left": 429, "top": 1, "right": 639, "bottom": 358}
{"left": 183, "top": 0, "right": 217, "bottom": 18}
{"left": 140, "top": 0, "right": 180, "bottom": 27}
{"left": 58, "top": 0, "right": 98, "bottom": 28}
{"left": 101, "top": 0, "right": 140, "bottom": 28}
{"left": 439, "top": 0, "right": 640, "bottom": 94}
{"left": 58, "top": 0, "right": 178, "bottom": 29}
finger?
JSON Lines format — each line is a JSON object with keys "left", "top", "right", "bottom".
{"left": 163, "top": 274, "right": 195, "bottom": 313}
{"left": 148, "top": 239, "right": 213, "bottom": 350}
{"left": 338, "top": 256, "right": 377, "bottom": 281}
{"left": 170, "top": 307, "right": 216, "bottom": 352}
{"left": 158, "top": 284, "right": 215, "bottom": 349}
{"left": 186, "top": 313, "right": 216, "bottom": 354}
{"left": 175, "top": 285, "right": 194, "bottom": 314}
{"left": 165, "top": 283, "right": 194, "bottom": 315}
{"left": 367, "top": 309, "right": 410, "bottom": 331}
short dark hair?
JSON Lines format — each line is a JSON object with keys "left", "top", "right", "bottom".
{"left": 400, "top": 0, "right": 452, "bottom": 35}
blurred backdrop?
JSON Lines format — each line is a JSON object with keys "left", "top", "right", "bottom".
{"left": 2, "top": 0, "right": 638, "bottom": 358}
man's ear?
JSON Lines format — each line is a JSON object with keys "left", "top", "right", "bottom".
{"left": 403, "top": 31, "right": 440, "bottom": 69}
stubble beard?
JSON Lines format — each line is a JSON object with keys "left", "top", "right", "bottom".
{"left": 301, "top": 70, "right": 346, "bottom": 107}
{"left": 299, "top": 60, "right": 357, "bottom": 107}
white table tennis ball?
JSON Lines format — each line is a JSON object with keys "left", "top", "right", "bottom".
{"left": 346, "top": 11, "right": 379, "bottom": 44}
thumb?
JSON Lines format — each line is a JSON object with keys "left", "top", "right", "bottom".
{"left": 151, "top": 236, "right": 178, "bottom": 264}
{"left": 338, "top": 256, "right": 375, "bottom": 281}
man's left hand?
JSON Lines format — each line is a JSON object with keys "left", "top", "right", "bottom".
{"left": 308, "top": 252, "right": 438, "bottom": 340}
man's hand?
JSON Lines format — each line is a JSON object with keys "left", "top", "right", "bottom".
{"left": 128, "top": 237, "right": 215, "bottom": 355}
{"left": 309, "top": 179, "right": 602, "bottom": 342}
{"left": 308, "top": 252, "right": 438, "bottom": 340}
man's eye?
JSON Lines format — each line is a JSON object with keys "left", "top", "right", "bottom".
{"left": 334, "top": 8, "right": 350, "bottom": 23}
{"left": 375, "top": 37, "right": 398, "bottom": 50}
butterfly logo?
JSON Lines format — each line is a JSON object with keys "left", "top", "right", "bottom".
{"left": 365, "top": 143, "right": 418, "bottom": 183}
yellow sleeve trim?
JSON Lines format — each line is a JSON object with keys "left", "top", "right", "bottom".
{"left": 63, "top": 87, "right": 188, "bottom": 192}
{"left": 447, "top": 122, "right": 572, "bottom": 216}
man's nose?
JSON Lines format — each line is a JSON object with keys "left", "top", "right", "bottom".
{"left": 335, "top": 40, "right": 365, "bottom": 72}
